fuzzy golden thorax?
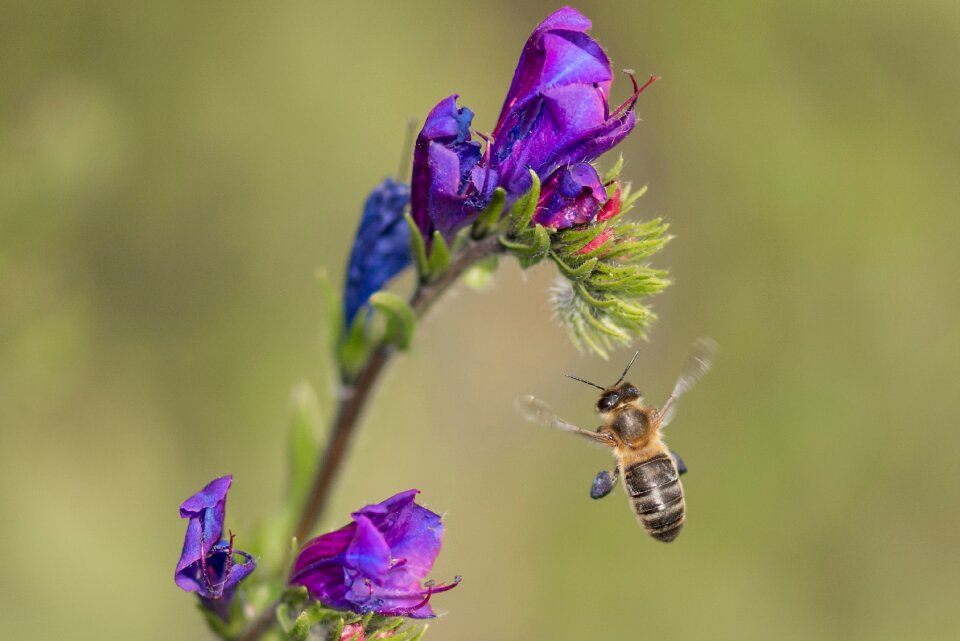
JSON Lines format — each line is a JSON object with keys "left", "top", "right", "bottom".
{"left": 596, "top": 382, "right": 669, "bottom": 461}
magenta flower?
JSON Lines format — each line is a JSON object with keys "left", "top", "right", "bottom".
{"left": 290, "top": 490, "right": 459, "bottom": 618}
{"left": 175, "top": 475, "right": 256, "bottom": 620}
{"left": 490, "top": 7, "right": 649, "bottom": 199}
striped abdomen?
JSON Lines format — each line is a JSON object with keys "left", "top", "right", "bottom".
{"left": 623, "top": 453, "right": 685, "bottom": 542}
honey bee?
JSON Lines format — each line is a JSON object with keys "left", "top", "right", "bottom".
{"left": 518, "top": 339, "right": 717, "bottom": 542}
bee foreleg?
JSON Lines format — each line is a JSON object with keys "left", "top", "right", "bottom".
{"left": 517, "top": 395, "right": 615, "bottom": 448}
{"left": 590, "top": 465, "right": 620, "bottom": 500}
{"left": 670, "top": 450, "right": 688, "bottom": 475}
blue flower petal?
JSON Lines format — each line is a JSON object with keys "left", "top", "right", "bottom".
{"left": 343, "top": 178, "right": 412, "bottom": 326}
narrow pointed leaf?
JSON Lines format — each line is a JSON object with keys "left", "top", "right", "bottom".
{"left": 603, "top": 155, "right": 625, "bottom": 183}
{"left": 316, "top": 268, "right": 342, "bottom": 354}
{"left": 508, "top": 169, "right": 541, "bottom": 234}
{"left": 370, "top": 291, "right": 416, "bottom": 350}
{"left": 288, "top": 382, "right": 320, "bottom": 514}
{"left": 551, "top": 252, "right": 598, "bottom": 280}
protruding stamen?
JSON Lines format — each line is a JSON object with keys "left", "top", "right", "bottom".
{"left": 610, "top": 71, "right": 660, "bottom": 120}
{"left": 370, "top": 576, "right": 463, "bottom": 616}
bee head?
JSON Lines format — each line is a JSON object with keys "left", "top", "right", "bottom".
{"left": 569, "top": 350, "right": 644, "bottom": 415}
{"left": 596, "top": 383, "right": 642, "bottom": 414}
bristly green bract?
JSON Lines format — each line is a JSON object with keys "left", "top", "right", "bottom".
{"left": 497, "top": 167, "right": 671, "bottom": 358}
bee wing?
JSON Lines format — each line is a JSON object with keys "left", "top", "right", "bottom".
{"left": 658, "top": 337, "right": 718, "bottom": 428}
{"left": 515, "top": 395, "right": 615, "bottom": 447}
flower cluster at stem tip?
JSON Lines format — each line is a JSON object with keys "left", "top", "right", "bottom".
{"left": 343, "top": 6, "right": 667, "bottom": 356}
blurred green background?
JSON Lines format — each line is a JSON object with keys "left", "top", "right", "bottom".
{"left": 2, "top": 1, "right": 959, "bottom": 639}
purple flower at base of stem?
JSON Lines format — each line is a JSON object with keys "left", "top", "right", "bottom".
{"left": 290, "top": 489, "right": 459, "bottom": 618}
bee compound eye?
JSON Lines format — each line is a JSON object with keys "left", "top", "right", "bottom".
{"left": 598, "top": 394, "right": 618, "bottom": 411}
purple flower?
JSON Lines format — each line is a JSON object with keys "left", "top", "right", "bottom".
{"left": 410, "top": 95, "right": 498, "bottom": 243}
{"left": 343, "top": 179, "right": 412, "bottom": 326}
{"left": 406, "top": 8, "right": 649, "bottom": 242}
{"left": 490, "top": 7, "right": 650, "bottom": 198}
{"left": 175, "top": 475, "right": 256, "bottom": 620}
{"left": 289, "top": 490, "right": 459, "bottom": 618}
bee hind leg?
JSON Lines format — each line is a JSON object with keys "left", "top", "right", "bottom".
{"left": 670, "top": 450, "right": 688, "bottom": 475}
{"left": 590, "top": 466, "right": 620, "bottom": 500}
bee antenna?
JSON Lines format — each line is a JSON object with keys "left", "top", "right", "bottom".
{"left": 565, "top": 374, "right": 605, "bottom": 391}
{"left": 613, "top": 350, "right": 641, "bottom": 386}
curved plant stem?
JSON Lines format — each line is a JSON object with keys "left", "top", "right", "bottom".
{"left": 294, "top": 234, "right": 503, "bottom": 543}
{"left": 235, "top": 234, "right": 503, "bottom": 641}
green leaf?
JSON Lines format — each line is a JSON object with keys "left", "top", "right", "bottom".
{"left": 551, "top": 252, "right": 598, "bottom": 281}
{"left": 427, "top": 230, "right": 450, "bottom": 280}
{"left": 315, "top": 268, "right": 342, "bottom": 354}
{"left": 621, "top": 183, "right": 649, "bottom": 212}
{"left": 289, "top": 605, "right": 323, "bottom": 641}
{"left": 369, "top": 291, "right": 416, "bottom": 350}
{"left": 405, "top": 212, "right": 429, "bottom": 278}
{"left": 287, "top": 382, "right": 320, "bottom": 517}
{"left": 498, "top": 234, "right": 537, "bottom": 253}
{"left": 338, "top": 306, "right": 371, "bottom": 380}
{"left": 471, "top": 187, "right": 506, "bottom": 238}
{"left": 518, "top": 224, "right": 552, "bottom": 268}
{"left": 276, "top": 603, "right": 296, "bottom": 633}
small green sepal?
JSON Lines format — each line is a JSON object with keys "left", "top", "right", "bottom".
{"left": 369, "top": 291, "right": 416, "bottom": 350}
{"left": 275, "top": 586, "right": 430, "bottom": 641}
{"left": 508, "top": 169, "right": 541, "bottom": 234}
{"left": 426, "top": 230, "right": 450, "bottom": 280}
{"left": 603, "top": 154, "right": 625, "bottom": 184}
{"left": 316, "top": 268, "right": 342, "bottom": 354}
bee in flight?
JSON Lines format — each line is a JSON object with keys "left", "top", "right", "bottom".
{"left": 518, "top": 339, "right": 717, "bottom": 542}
